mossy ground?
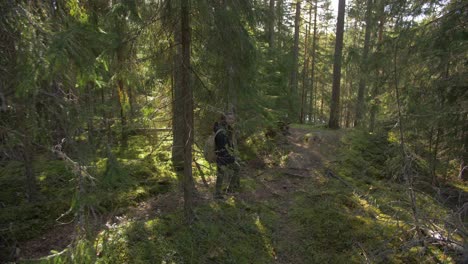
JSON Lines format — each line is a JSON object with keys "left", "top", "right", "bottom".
{"left": 3, "top": 125, "right": 463, "bottom": 263}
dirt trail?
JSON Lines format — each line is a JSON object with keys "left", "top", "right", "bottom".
{"left": 240, "top": 127, "right": 342, "bottom": 263}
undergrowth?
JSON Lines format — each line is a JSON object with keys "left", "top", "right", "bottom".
{"left": 0, "top": 135, "right": 176, "bottom": 261}
{"left": 3, "top": 127, "right": 464, "bottom": 263}
{"left": 23, "top": 197, "right": 278, "bottom": 264}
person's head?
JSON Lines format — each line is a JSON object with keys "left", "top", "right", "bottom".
{"left": 218, "top": 112, "right": 235, "bottom": 127}
{"left": 225, "top": 112, "right": 235, "bottom": 125}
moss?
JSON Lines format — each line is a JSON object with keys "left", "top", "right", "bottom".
{"left": 37, "top": 196, "right": 279, "bottom": 264}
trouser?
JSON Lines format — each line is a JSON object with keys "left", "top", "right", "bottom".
{"left": 215, "top": 162, "right": 240, "bottom": 195}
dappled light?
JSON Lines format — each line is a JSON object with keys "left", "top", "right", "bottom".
{"left": 1, "top": 0, "right": 466, "bottom": 263}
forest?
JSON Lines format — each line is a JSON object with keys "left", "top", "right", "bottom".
{"left": 0, "top": 0, "right": 467, "bottom": 263}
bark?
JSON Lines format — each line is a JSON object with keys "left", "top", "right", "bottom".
{"left": 85, "top": 83, "right": 95, "bottom": 146}
{"left": 116, "top": 18, "right": 128, "bottom": 147}
{"left": 276, "top": 0, "right": 283, "bottom": 47}
{"left": 290, "top": 0, "right": 301, "bottom": 119}
{"left": 461, "top": 119, "right": 468, "bottom": 181}
{"left": 309, "top": 0, "right": 318, "bottom": 123}
{"left": 300, "top": 4, "right": 312, "bottom": 123}
{"left": 117, "top": 78, "right": 128, "bottom": 146}
{"left": 172, "top": 6, "right": 185, "bottom": 173}
{"left": 369, "top": 0, "right": 386, "bottom": 132}
{"left": 268, "top": 0, "right": 275, "bottom": 49}
{"left": 431, "top": 126, "right": 441, "bottom": 185}
{"left": 181, "top": 0, "right": 194, "bottom": 222}
{"left": 354, "top": 0, "right": 373, "bottom": 127}
{"left": 328, "top": 0, "right": 346, "bottom": 129}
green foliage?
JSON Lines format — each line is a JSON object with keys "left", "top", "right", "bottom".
{"left": 338, "top": 129, "right": 394, "bottom": 180}
{"left": 0, "top": 160, "right": 73, "bottom": 242}
{"left": 36, "top": 198, "right": 277, "bottom": 264}
{"left": 0, "top": 136, "right": 175, "bottom": 258}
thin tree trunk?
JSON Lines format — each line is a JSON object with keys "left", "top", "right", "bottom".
{"left": 309, "top": 0, "right": 318, "bottom": 123}
{"left": 320, "top": 87, "right": 324, "bottom": 119}
{"left": 289, "top": 1, "right": 301, "bottom": 95}
{"left": 369, "top": 0, "right": 386, "bottom": 132}
{"left": 354, "top": 0, "right": 373, "bottom": 127}
{"left": 393, "top": 40, "right": 423, "bottom": 241}
{"left": 276, "top": 0, "right": 283, "bottom": 48}
{"left": 86, "top": 82, "right": 95, "bottom": 146}
{"left": 181, "top": 0, "right": 194, "bottom": 223}
{"left": 117, "top": 78, "right": 127, "bottom": 146}
{"left": 460, "top": 116, "right": 468, "bottom": 181}
{"left": 432, "top": 126, "right": 441, "bottom": 185}
{"left": 328, "top": 0, "right": 346, "bottom": 129}
{"left": 172, "top": 5, "right": 185, "bottom": 173}
{"left": 268, "top": 0, "right": 275, "bottom": 49}
{"left": 300, "top": 4, "right": 312, "bottom": 124}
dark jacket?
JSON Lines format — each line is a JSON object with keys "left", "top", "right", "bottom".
{"left": 213, "top": 122, "right": 235, "bottom": 166}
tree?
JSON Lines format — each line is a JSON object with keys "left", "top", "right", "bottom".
{"left": 268, "top": 0, "right": 275, "bottom": 49}
{"left": 172, "top": 1, "right": 185, "bottom": 173}
{"left": 290, "top": 0, "right": 301, "bottom": 120}
{"left": 300, "top": 3, "right": 312, "bottom": 123}
{"left": 309, "top": 0, "right": 319, "bottom": 123}
{"left": 328, "top": 0, "right": 346, "bottom": 129}
{"left": 180, "top": 0, "right": 195, "bottom": 222}
{"left": 354, "top": 0, "right": 373, "bottom": 127}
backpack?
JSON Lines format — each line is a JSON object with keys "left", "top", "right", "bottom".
{"left": 203, "top": 129, "right": 225, "bottom": 163}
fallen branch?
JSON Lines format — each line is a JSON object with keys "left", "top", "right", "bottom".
{"left": 283, "top": 171, "right": 309, "bottom": 178}
{"left": 25, "top": 246, "right": 70, "bottom": 261}
{"left": 325, "top": 168, "right": 354, "bottom": 189}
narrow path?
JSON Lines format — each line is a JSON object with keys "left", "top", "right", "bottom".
{"left": 239, "top": 127, "right": 343, "bottom": 263}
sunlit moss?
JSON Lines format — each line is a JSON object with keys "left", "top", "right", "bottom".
{"left": 387, "top": 131, "right": 399, "bottom": 143}
{"left": 254, "top": 214, "right": 276, "bottom": 258}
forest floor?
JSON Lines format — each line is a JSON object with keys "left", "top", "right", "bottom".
{"left": 19, "top": 126, "right": 463, "bottom": 263}
{"left": 19, "top": 127, "right": 342, "bottom": 262}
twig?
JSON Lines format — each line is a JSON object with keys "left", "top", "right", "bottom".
{"left": 356, "top": 242, "right": 372, "bottom": 264}
{"left": 193, "top": 158, "right": 209, "bottom": 188}
{"left": 283, "top": 171, "right": 309, "bottom": 178}
{"left": 325, "top": 168, "right": 354, "bottom": 189}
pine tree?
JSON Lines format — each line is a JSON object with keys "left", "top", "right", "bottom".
{"left": 328, "top": 0, "right": 346, "bottom": 129}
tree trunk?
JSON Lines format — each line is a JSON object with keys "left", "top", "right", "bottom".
{"left": 116, "top": 16, "right": 128, "bottom": 147}
{"left": 289, "top": 0, "right": 301, "bottom": 120}
{"left": 268, "top": 0, "right": 275, "bottom": 49}
{"left": 309, "top": 0, "right": 318, "bottom": 123}
{"left": 393, "top": 40, "right": 424, "bottom": 241}
{"left": 85, "top": 82, "right": 95, "bottom": 146}
{"left": 181, "top": 0, "right": 195, "bottom": 223}
{"left": 117, "top": 78, "right": 127, "bottom": 146}
{"left": 276, "top": 0, "right": 283, "bottom": 48}
{"left": 369, "top": 0, "right": 386, "bottom": 132}
{"left": 23, "top": 137, "right": 38, "bottom": 202}
{"left": 354, "top": 0, "right": 373, "bottom": 127}
{"left": 172, "top": 5, "right": 185, "bottom": 173}
{"left": 300, "top": 4, "right": 312, "bottom": 124}
{"left": 328, "top": 0, "right": 346, "bottom": 129}
{"left": 461, "top": 116, "right": 468, "bottom": 181}
{"left": 432, "top": 126, "right": 442, "bottom": 185}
